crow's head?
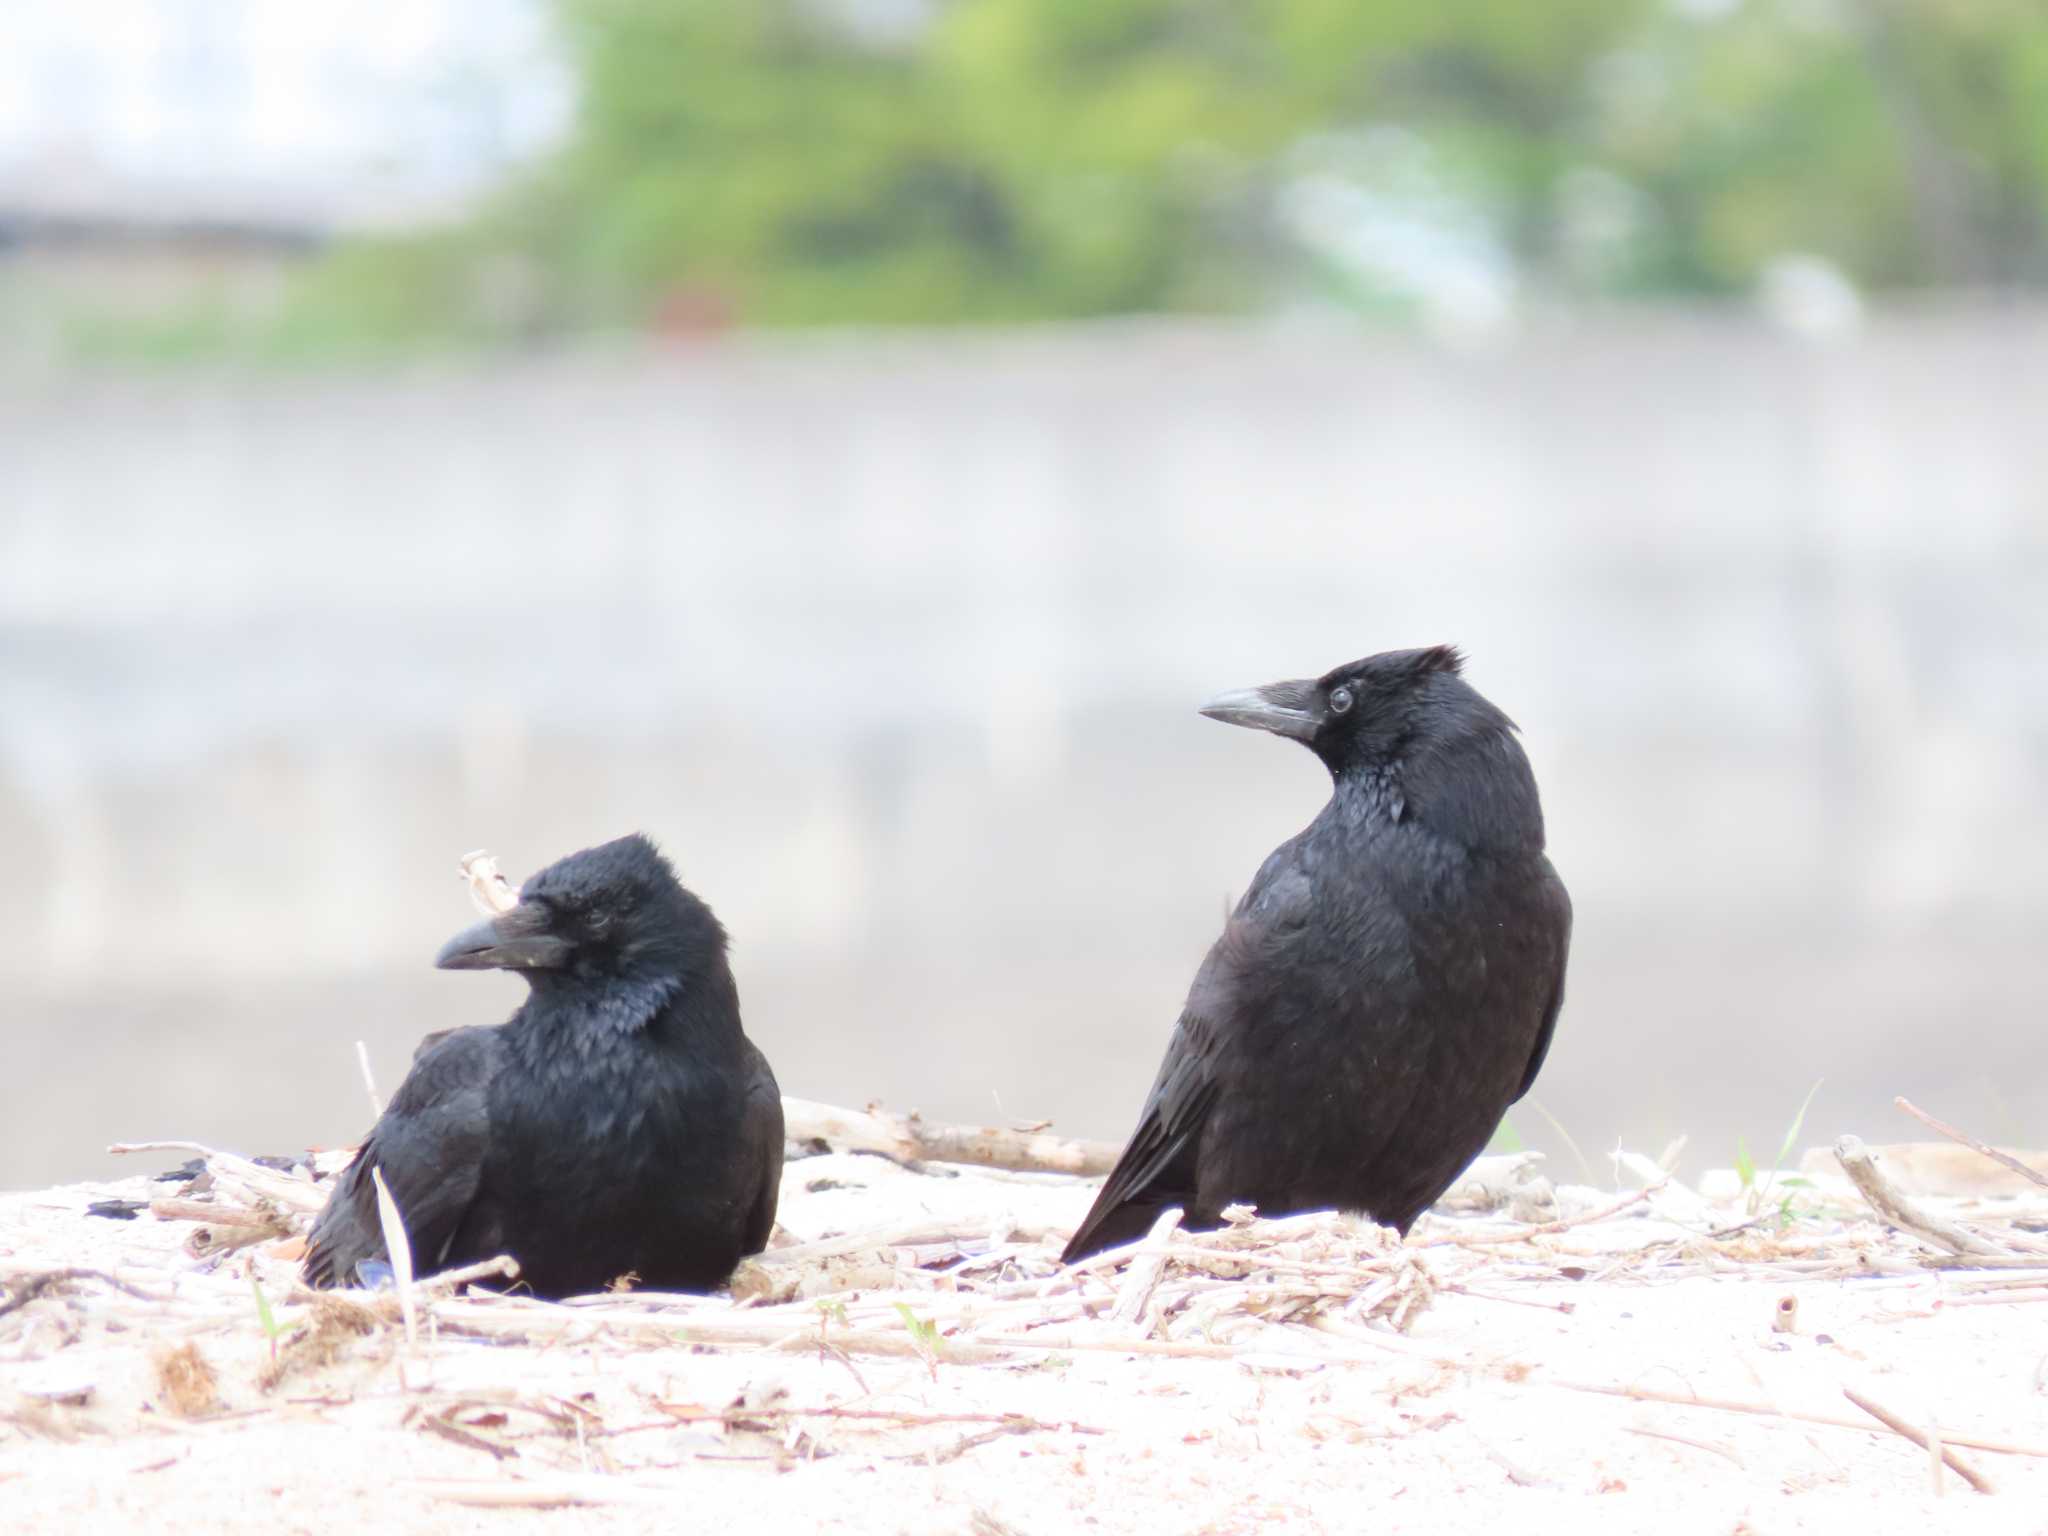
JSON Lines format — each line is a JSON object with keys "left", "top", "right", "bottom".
{"left": 1201, "top": 645, "right": 1512, "bottom": 779}
{"left": 434, "top": 834, "right": 725, "bottom": 1004}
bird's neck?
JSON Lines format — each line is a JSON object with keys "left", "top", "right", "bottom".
{"left": 1330, "top": 763, "right": 1408, "bottom": 826}
{"left": 514, "top": 965, "right": 741, "bottom": 1051}
{"left": 517, "top": 970, "right": 679, "bottom": 1040}
{"left": 1333, "top": 731, "right": 1544, "bottom": 857}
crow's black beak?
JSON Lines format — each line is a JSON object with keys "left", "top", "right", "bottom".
{"left": 1199, "top": 678, "right": 1320, "bottom": 743}
{"left": 434, "top": 903, "right": 575, "bottom": 972}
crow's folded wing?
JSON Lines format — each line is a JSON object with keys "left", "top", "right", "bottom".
{"left": 302, "top": 1026, "right": 497, "bottom": 1288}
{"left": 1512, "top": 863, "right": 1574, "bottom": 1103}
{"left": 1060, "top": 859, "right": 1313, "bottom": 1264}
{"left": 737, "top": 1045, "right": 785, "bottom": 1258}
{"left": 1058, "top": 1007, "right": 1221, "bottom": 1264}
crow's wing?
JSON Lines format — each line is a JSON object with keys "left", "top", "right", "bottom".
{"left": 1058, "top": 1007, "right": 1223, "bottom": 1263}
{"left": 1512, "top": 862, "right": 1573, "bottom": 1103}
{"left": 1060, "top": 857, "right": 1312, "bottom": 1265}
{"left": 737, "top": 1043, "right": 785, "bottom": 1257}
{"left": 302, "top": 1026, "right": 498, "bottom": 1288}
{"left": 409, "top": 1024, "right": 478, "bottom": 1062}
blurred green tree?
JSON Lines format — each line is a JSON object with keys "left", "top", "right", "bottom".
{"left": 259, "top": 0, "right": 2048, "bottom": 348}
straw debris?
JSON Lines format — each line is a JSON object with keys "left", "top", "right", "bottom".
{"left": 5, "top": 1089, "right": 2045, "bottom": 1525}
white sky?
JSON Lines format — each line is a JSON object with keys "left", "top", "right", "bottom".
{"left": 0, "top": 0, "right": 571, "bottom": 217}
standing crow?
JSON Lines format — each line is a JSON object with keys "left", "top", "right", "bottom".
{"left": 304, "top": 833, "right": 783, "bottom": 1298}
{"left": 1062, "top": 646, "right": 1570, "bottom": 1263}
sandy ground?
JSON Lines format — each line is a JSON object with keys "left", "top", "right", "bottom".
{"left": 5, "top": 1147, "right": 2048, "bottom": 1536}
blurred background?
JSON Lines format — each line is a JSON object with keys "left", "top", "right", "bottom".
{"left": 3, "top": 0, "right": 2044, "bottom": 1191}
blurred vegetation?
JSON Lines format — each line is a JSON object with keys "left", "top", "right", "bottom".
{"left": 222, "top": 0, "right": 2048, "bottom": 347}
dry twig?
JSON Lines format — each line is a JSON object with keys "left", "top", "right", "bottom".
{"left": 1, "top": 1267, "right": 166, "bottom": 1316}
{"left": 355, "top": 1041, "right": 383, "bottom": 1120}
{"left": 1893, "top": 1098, "right": 2048, "bottom": 1193}
{"left": 1419, "top": 1184, "right": 1658, "bottom": 1248}
{"left": 1843, "top": 1386, "right": 1995, "bottom": 1495}
{"left": 459, "top": 850, "right": 519, "bottom": 915}
{"left": 1832, "top": 1136, "right": 2008, "bottom": 1258}
{"left": 409, "top": 1476, "right": 670, "bottom": 1508}
{"left": 370, "top": 1166, "right": 419, "bottom": 1357}
{"left": 1109, "top": 1207, "right": 1182, "bottom": 1330}
{"left": 109, "top": 1141, "right": 328, "bottom": 1214}
{"left": 461, "top": 849, "right": 1116, "bottom": 1179}
{"left": 1623, "top": 1423, "right": 1745, "bottom": 1468}
{"left": 782, "top": 1095, "right": 1118, "bottom": 1178}
{"left": 1553, "top": 1379, "right": 2048, "bottom": 1460}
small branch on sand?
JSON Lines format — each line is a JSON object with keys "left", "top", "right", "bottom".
{"left": 898, "top": 1421, "right": 1053, "bottom": 1463}
{"left": 1466, "top": 1425, "right": 1558, "bottom": 1488}
{"left": 1553, "top": 1379, "right": 2048, "bottom": 1460}
{"left": 417, "top": 1255, "right": 522, "bottom": 1296}
{"left": 1844, "top": 1386, "right": 1995, "bottom": 1495}
{"left": 1832, "top": 1136, "right": 2008, "bottom": 1258}
{"left": 1418, "top": 1184, "right": 1659, "bottom": 1248}
{"left": 1893, "top": 1098, "right": 2048, "bottom": 1194}
{"left": 655, "top": 1402, "right": 1103, "bottom": 1436}
{"left": 146, "top": 1198, "right": 287, "bottom": 1230}
{"left": 1623, "top": 1423, "right": 1745, "bottom": 1468}
{"left": 370, "top": 1166, "right": 419, "bottom": 1358}
{"left": 781, "top": 1095, "right": 1119, "bottom": 1178}
{"left": 459, "top": 849, "right": 1116, "bottom": 1180}
{"left": 409, "top": 1475, "right": 668, "bottom": 1509}
{"left": 421, "top": 1412, "right": 518, "bottom": 1461}
{"left": 145, "top": 1197, "right": 295, "bottom": 1256}
{"left": 0, "top": 1267, "right": 167, "bottom": 1316}
{"left": 1109, "top": 1207, "right": 1183, "bottom": 1330}
{"left": 738, "top": 1220, "right": 1062, "bottom": 1275}
{"left": 109, "top": 1142, "right": 330, "bottom": 1215}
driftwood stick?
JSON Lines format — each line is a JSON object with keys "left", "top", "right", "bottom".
{"left": 355, "top": 1041, "right": 384, "bottom": 1120}
{"left": 109, "top": 1141, "right": 329, "bottom": 1214}
{"left": 457, "top": 851, "right": 1116, "bottom": 1179}
{"left": 1832, "top": 1136, "right": 2008, "bottom": 1257}
{"left": 736, "top": 1220, "right": 1059, "bottom": 1273}
{"left": 1109, "top": 1207, "right": 1183, "bottom": 1328}
{"left": 654, "top": 1402, "right": 1103, "bottom": 1435}
{"left": 146, "top": 1198, "right": 285, "bottom": 1229}
{"left": 0, "top": 1267, "right": 168, "bottom": 1316}
{"left": 1418, "top": 1184, "right": 1658, "bottom": 1248}
{"left": 371, "top": 1166, "right": 419, "bottom": 1356}
{"left": 1893, "top": 1098, "right": 2048, "bottom": 1193}
{"left": 419, "top": 1255, "right": 522, "bottom": 1295}
{"left": 1553, "top": 1379, "right": 2048, "bottom": 1460}
{"left": 1623, "top": 1424, "right": 1745, "bottom": 1467}
{"left": 459, "top": 851, "right": 519, "bottom": 915}
{"left": 1844, "top": 1386, "right": 1995, "bottom": 1494}
{"left": 780, "top": 1095, "right": 1118, "bottom": 1178}
{"left": 286, "top": 1257, "right": 522, "bottom": 1327}
{"left": 1466, "top": 1426, "right": 1559, "bottom": 1488}
{"left": 410, "top": 1476, "right": 669, "bottom": 1509}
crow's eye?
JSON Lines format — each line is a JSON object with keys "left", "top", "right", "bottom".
{"left": 1328, "top": 686, "right": 1355, "bottom": 715}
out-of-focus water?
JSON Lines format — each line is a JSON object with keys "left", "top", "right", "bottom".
{"left": 3, "top": 315, "right": 2044, "bottom": 1189}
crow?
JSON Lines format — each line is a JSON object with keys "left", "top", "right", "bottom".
{"left": 304, "top": 833, "right": 783, "bottom": 1298}
{"left": 1062, "top": 646, "right": 1570, "bottom": 1263}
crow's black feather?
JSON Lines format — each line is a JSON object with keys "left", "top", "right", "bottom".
{"left": 1063, "top": 648, "right": 1571, "bottom": 1262}
{"left": 304, "top": 833, "right": 783, "bottom": 1298}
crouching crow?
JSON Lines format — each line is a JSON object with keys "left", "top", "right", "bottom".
{"left": 1063, "top": 646, "right": 1571, "bottom": 1263}
{"left": 305, "top": 833, "right": 783, "bottom": 1298}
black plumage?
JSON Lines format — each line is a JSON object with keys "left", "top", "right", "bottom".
{"left": 1062, "top": 646, "right": 1571, "bottom": 1263}
{"left": 304, "top": 833, "right": 783, "bottom": 1298}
